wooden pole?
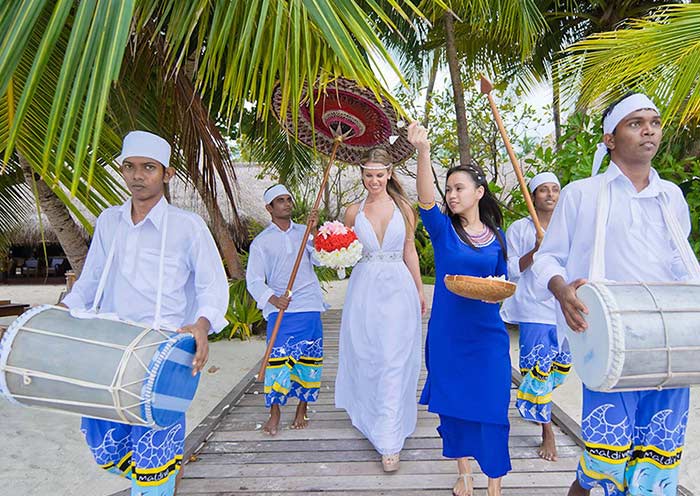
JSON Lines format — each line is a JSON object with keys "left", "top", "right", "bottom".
{"left": 256, "top": 138, "right": 342, "bottom": 382}
{"left": 479, "top": 76, "right": 544, "bottom": 241}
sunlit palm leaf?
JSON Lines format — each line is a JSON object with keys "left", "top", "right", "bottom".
{"left": 558, "top": 4, "right": 700, "bottom": 124}
{"left": 0, "top": 159, "right": 33, "bottom": 249}
{"left": 0, "top": 4, "right": 129, "bottom": 233}
{"left": 1, "top": 0, "right": 443, "bottom": 195}
{"left": 239, "top": 112, "right": 317, "bottom": 188}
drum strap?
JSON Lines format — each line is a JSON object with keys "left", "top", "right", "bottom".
{"left": 658, "top": 193, "right": 700, "bottom": 280}
{"left": 589, "top": 180, "right": 609, "bottom": 281}
{"left": 590, "top": 181, "right": 700, "bottom": 281}
{"left": 90, "top": 210, "right": 171, "bottom": 330}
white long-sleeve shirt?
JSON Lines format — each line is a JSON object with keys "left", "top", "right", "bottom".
{"left": 500, "top": 217, "right": 556, "bottom": 325}
{"left": 531, "top": 162, "right": 692, "bottom": 304}
{"left": 62, "top": 197, "right": 229, "bottom": 333}
{"left": 246, "top": 221, "right": 326, "bottom": 320}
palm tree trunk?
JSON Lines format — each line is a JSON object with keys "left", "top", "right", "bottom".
{"left": 191, "top": 172, "right": 244, "bottom": 279}
{"left": 552, "top": 64, "right": 562, "bottom": 151}
{"left": 423, "top": 51, "right": 445, "bottom": 199}
{"left": 18, "top": 155, "right": 88, "bottom": 276}
{"left": 443, "top": 12, "right": 471, "bottom": 165}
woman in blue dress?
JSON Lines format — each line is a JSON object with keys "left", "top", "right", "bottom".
{"left": 407, "top": 122, "right": 511, "bottom": 496}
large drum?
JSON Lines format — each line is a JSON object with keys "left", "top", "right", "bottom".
{"left": 0, "top": 305, "right": 200, "bottom": 428}
{"left": 567, "top": 281, "right": 700, "bottom": 392}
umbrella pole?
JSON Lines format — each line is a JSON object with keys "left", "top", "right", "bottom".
{"left": 256, "top": 138, "right": 342, "bottom": 382}
{"left": 479, "top": 76, "right": 544, "bottom": 241}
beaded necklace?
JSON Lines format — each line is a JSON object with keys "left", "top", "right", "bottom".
{"left": 464, "top": 224, "right": 495, "bottom": 247}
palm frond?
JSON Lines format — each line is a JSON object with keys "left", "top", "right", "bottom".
{"left": 239, "top": 111, "right": 317, "bottom": 188}
{"left": 558, "top": 4, "right": 700, "bottom": 124}
{"left": 0, "top": 158, "right": 33, "bottom": 249}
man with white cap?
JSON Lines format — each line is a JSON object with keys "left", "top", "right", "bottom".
{"left": 500, "top": 171, "right": 570, "bottom": 463}
{"left": 246, "top": 184, "right": 326, "bottom": 436}
{"left": 531, "top": 95, "right": 693, "bottom": 495}
{"left": 62, "top": 130, "right": 229, "bottom": 495}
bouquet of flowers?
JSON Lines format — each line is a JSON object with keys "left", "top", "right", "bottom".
{"left": 313, "top": 221, "right": 363, "bottom": 279}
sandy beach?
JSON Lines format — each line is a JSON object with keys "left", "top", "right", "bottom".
{"left": 1, "top": 282, "right": 698, "bottom": 495}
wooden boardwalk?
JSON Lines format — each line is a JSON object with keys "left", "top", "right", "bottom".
{"left": 172, "top": 309, "right": 593, "bottom": 496}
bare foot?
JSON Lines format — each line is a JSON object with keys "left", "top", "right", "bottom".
{"left": 263, "top": 404, "right": 280, "bottom": 436}
{"left": 452, "top": 473, "right": 473, "bottom": 496}
{"left": 381, "top": 453, "right": 400, "bottom": 472}
{"left": 487, "top": 477, "right": 502, "bottom": 496}
{"left": 290, "top": 401, "right": 308, "bottom": 429}
{"left": 567, "top": 479, "right": 590, "bottom": 496}
{"left": 538, "top": 422, "right": 558, "bottom": 461}
{"left": 453, "top": 458, "right": 473, "bottom": 496}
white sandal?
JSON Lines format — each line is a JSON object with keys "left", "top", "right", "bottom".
{"left": 381, "top": 453, "right": 400, "bottom": 472}
{"left": 452, "top": 472, "right": 474, "bottom": 496}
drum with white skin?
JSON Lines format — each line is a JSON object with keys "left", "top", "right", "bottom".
{"left": 568, "top": 281, "right": 700, "bottom": 391}
{"left": 0, "top": 305, "right": 200, "bottom": 428}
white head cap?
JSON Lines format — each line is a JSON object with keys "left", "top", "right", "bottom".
{"left": 263, "top": 184, "right": 292, "bottom": 205}
{"left": 529, "top": 172, "right": 560, "bottom": 193}
{"left": 591, "top": 94, "right": 659, "bottom": 175}
{"left": 116, "top": 131, "right": 172, "bottom": 168}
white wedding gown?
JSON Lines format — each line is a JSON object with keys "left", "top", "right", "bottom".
{"left": 335, "top": 201, "right": 422, "bottom": 455}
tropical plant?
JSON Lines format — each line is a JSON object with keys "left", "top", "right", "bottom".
{"left": 219, "top": 278, "right": 264, "bottom": 341}
{"left": 415, "top": 0, "right": 545, "bottom": 165}
{"left": 1, "top": 1, "right": 444, "bottom": 277}
{"left": 0, "top": 160, "right": 33, "bottom": 250}
{"left": 414, "top": 219, "right": 435, "bottom": 278}
{"left": 0, "top": 1, "right": 438, "bottom": 189}
{"left": 557, "top": 3, "right": 700, "bottom": 126}
{"left": 522, "top": 111, "right": 700, "bottom": 255}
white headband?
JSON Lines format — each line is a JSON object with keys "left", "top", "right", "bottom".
{"left": 117, "top": 130, "right": 172, "bottom": 168}
{"left": 263, "top": 184, "right": 291, "bottom": 204}
{"left": 360, "top": 163, "right": 392, "bottom": 170}
{"left": 529, "top": 172, "right": 560, "bottom": 193}
{"left": 591, "top": 94, "right": 659, "bottom": 175}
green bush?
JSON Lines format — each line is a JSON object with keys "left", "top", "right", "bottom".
{"left": 414, "top": 219, "right": 435, "bottom": 278}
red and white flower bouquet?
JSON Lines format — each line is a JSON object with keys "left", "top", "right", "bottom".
{"left": 313, "top": 221, "right": 363, "bottom": 279}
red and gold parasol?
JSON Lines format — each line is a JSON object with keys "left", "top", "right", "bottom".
{"left": 257, "top": 78, "right": 414, "bottom": 381}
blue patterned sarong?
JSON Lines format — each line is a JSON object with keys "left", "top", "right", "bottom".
{"left": 577, "top": 385, "right": 689, "bottom": 495}
{"left": 516, "top": 322, "right": 571, "bottom": 423}
{"left": 265, "top": 311, "right": 323, "bottom": 407}
{"left": 81, "top": 415, "right": 185, "bottom": 495}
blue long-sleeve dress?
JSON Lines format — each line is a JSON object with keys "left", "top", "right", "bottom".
{"left": 419, "top": 204, "right": 512, "bottom": 478}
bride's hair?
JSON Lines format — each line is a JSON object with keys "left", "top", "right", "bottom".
{"left": 360, "top": 147, "right": 416, "bottom": 234}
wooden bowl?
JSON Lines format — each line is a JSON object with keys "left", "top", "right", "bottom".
{"left": 444, "top": 274, "right": 516, "bottom": 303}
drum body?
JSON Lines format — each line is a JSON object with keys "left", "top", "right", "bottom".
{"left": 0, "top": 305, "right": 200, "bottom": 428}
{"left": 568, "top": 281, "right": 700, "bottom": 392}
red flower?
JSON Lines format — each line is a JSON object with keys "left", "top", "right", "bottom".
{"left": 314, "top": 229, "right": 358, "bottom": 252}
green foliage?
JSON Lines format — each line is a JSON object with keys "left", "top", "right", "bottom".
{"left": 414, "top": 219, "right": 435, "bottom": 278}
{"left": 523, "top": 112, "right": 700, "bottom": 256}
{"left": 211, "top": 255, "right": 264, "bottom": 342}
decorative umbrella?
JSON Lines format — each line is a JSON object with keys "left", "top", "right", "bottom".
{"left": 257, "top": 78, "right": 414, "bottom": 381}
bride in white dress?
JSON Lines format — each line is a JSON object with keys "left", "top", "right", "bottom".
{"left": 335, "top": 147, "right": 425, "bottom": 472}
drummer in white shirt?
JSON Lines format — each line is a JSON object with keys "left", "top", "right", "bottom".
{"left": 531, "top": 94, "right": 692, "bottom": 496}
{"left": 500, "top": 172, "right": 571, "bottom": 463}
{"left": 246, "top": 185, "right": 326, "bottom": 436}
{"left": 61, "top": 130, "right": 229, "bottom": 496}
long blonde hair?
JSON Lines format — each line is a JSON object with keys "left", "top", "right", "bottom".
{"left": 360, "top": 147, "right": 416, "bottom": 235}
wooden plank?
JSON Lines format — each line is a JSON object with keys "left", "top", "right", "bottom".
{"left": 177, "top": 490, "right": 572, "bottom": 496}
{"left": 207, "top": 426, "right": 575, "bottom": 443}
{"left": 199, "top": 435, "right": 577, "bottom": 455}
{"left": 187, "top": 445, "right": 582, "bottom": 464}
{"left": 184, "top": 359, "right": 263, "bottom": 458}
{"left": 184, "top": 458, "right": 580, "bottom": 478}
{"left": 176, "top": 472, "right": 577, "bottom": 493}
{"left": 0, "top": 303, "right": 29, "bottom": 317}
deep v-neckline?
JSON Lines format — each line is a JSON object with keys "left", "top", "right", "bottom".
{"left": 361, "top": 205, "right": 396, "bottom": 249}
